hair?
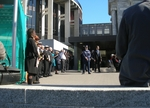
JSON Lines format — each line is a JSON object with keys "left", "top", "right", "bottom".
{"left": 55, "top": 51, "right": 59, "bottom": 54}
{"left": 27, "top": 28, "right": 34, "bottom": 38}
{"left": 35, "top": 35, "right": 40, "bottom": 41}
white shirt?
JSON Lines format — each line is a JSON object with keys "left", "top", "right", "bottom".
{"left": 60, "top": 52, "right": 66, "bottom": 60}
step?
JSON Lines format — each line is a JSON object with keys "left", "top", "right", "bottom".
{"left": 0, "top": 85, "right": 150, "bottom": 108}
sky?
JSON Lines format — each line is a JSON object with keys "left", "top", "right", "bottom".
{"left": 78, "top": 0, "right": 111, "bottom": 24}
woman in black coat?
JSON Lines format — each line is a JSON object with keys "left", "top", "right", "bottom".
{"left": 25, "top": 28, "right": 39, "bottom": 84}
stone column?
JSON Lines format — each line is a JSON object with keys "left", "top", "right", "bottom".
{"left": 58, "top": 4, "right": 61, "bottom": 41}
{"left": 111, "top": 8, "right": 117, "bottom": 35}
{"left": 65, "top": 0, "right": 70, "bottom": 44}
{"left": 41, "top": 0, "right": 45, "bottom": 39}
{"left": 117, "top": 0, "right": 130, "bottom": 29}
{"left": 74, "top": 9, "right": 79, "bottom": 37}
{"left": 47, "top": 0, "right": 53, "bottom": 39}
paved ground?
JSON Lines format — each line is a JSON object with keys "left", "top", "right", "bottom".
{"left": 39, "top": 67, "right": 120, "bottom": 86}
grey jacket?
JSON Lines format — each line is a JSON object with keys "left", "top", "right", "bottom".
{"left": 116, "top": 0, "right": 150, "bottom": 86}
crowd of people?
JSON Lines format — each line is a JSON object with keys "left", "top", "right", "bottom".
{"left": 25, "top": 28, "right": 74, "bottom": 85}
{"left": 25, "top": 28, "right": 121, "bottom": 85}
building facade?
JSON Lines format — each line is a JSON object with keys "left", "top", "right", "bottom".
{"left": 108, "top": 0, "right": 142, "bottom": 35}
{"left": 26, "top": 0, "right": 82, "bottom": 45}
{"left": 21, "top": 0, "right": 143, "bottom": 69}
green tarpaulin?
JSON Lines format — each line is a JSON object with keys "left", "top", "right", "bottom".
{"left": 0, "top": 0, "right": 27, "bottom": 84}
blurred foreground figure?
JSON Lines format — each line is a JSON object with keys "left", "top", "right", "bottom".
{"left": 0, "top": 41, "right": 6, "bottom": 60}
{"left": 116, "top": 0, "right": 150, "bottom": 87}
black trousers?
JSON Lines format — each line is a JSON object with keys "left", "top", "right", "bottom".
{"left": 94, "top": 61, "right": 101, "bottom": 72}
{"left": 44, "top": 60, "right": 49, "bottom": 76}
{"left": 38, "top": 60, "right": 43, "bottom": 76}
{"left": 48, "top": 62, "right": 52, "bottom": 75}
{"left": 65, "top": 60, "right": 69, "bottom": 70}
{"left": 28, "top": 73, "right": 36, "bottom": 84}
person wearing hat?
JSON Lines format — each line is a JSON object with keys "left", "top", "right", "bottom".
{"left": 82, "top": 45, "right": 91, "bottom": 74}
{"left": 43, "top": 45, "right": 50, "bottom": 77}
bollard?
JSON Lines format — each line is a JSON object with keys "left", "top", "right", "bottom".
{"left": 78, "top": 60, "right": 81, "bottom": 72}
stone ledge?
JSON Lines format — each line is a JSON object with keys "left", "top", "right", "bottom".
{"left": 0, "top": 85, "right": 150, "bottom": 108}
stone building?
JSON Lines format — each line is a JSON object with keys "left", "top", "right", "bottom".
{"left": 24, "top": 0, "right": 82, "bottom": 45}
{"left": 108, "top": 0, "right": 142, "bottom": 35}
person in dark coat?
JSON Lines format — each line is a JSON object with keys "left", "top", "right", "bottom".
{"left": 116, "top": 0, "right": 150, "bottom": 87}
{"left": 43, "top": 45, "right": 50, "bottom": 77}
{"left": 48, "top": 47, "right": 53, "bottom": 76}
{"left": 82, "top": 45, "right": 91, "bottom": 74}
{"left": 111, "top": 54, "right": 120, "bottom": 72}
{"left": 25, "top": 28, "right": 39, "bottom": 85}
{"left": 94, "top": 46, "right": 102, "bottom": 73}
{"left": 37, "top": 42, "right": 44, "bottom": 78}
{"left": 90, "top": 50, "right": 95, "bottom": 72}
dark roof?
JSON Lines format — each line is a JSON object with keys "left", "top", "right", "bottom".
{"left": 74, "top": 0, "right": 82, "bottom": 9}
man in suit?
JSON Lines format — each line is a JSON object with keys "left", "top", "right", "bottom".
{"left": 94, "top": 45, "right": 102, "bottom": 73}
{"left": 116, "top": 0, "right": 150, "bottom": 87}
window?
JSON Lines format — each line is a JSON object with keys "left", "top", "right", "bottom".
{"left": 89, "top": 25, "right": 95, "bottom": 35}
{"left": 82, "top": 29, "right": 88, "bottom": 35}
{"left": 104, "top": 26, "right": 110, "bottom": 34}
{"left": 97, "top": 27, "right": 102, "bottom": 35}
{"left": 82, "top": 26, "right": 89, "bottom": 35}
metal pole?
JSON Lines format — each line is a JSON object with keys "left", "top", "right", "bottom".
{"left": 12, "top": 0, "right": 18, "bottom": 68}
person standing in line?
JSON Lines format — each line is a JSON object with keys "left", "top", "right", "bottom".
{"left": 48, "top": 47, "right": 53, "bottom": 76}
{"left": 116, "top": 0, "right": 150, "bottom": 87}
{"left": 43, "top": 45, "right": 50, "bottom": 77}
{"left": 94, "top": 45, "right": 102, "bottom": 73}
{"left": 54, "top": 51, "right": 59, "bottom": 74}
{"left": 60, "top": 50, "right": 66, "bottom": 73}
{"left": 25, "top": 28, "right": 39, "bottom": 85}
{"left": 82, "top": 45, "right": 91, "bottom": 74}
{"left": 40, "top": 45, "right": 45, "bottom": 77}
{"left": 51, "top": 50, "right": 56, "bottom": 73}
{"left": 37, "top": 42, "right": 44, "bottom": 78}
{"left": 65, "top": 51, "right": 70, "bottom": 70}
{"left": 33, "top": 37, "right": 41, "bottom": 84}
